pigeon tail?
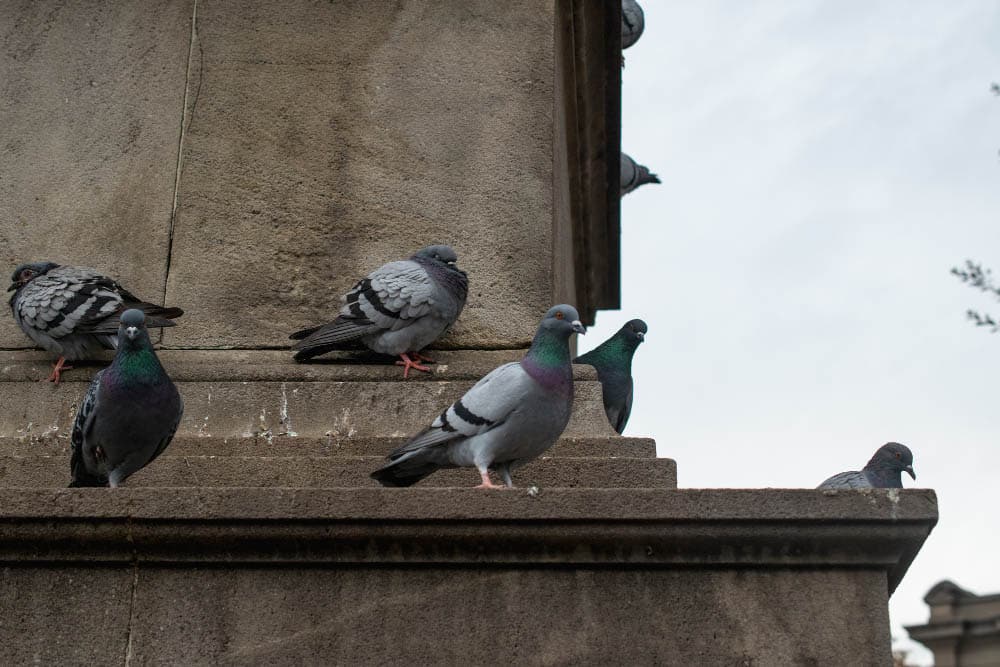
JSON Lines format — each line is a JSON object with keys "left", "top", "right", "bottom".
{"left": 370, "top": 452, "right": 443, "bottom": 487}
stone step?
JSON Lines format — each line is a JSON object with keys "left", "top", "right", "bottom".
{"left": 0, "top": 350, "right": 618, "bottom": 439}
{"left": 0, "top": 435, "right": 656, "bottom": 458}
{"left": 0, "top": 455, "right": 676, "bottom": 489}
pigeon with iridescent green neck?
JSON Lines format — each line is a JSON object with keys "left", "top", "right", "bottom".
{"left": 371, "top": 305, "right": 586, "bottom": 488}
{"left": 69, "top": 309, "right": 183, "bottom": 488}
{"left": 574, "top": 319, "right": 646, "bottom": 434}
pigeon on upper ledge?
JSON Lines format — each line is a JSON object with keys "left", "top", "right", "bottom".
{"left": 8, "top": 261, "right": 184, "bottom": 383}
{"left": 290, "top": 245, "right": 468, "bottom": 378}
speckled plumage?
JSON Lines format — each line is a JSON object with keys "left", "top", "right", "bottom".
{"left": 69, "top": 310, "right": 183, "bottom": 488}
{"left": 574, "top": 319, "right": 646, "bottom": 434}
{"left": 371, "top": 305, "right": 586, "bottom": 488}
{"left": 622, "top": 0, "right": 646, "bottom": 49}
{"left": 818, "top": 442, "right": 916, "bottom": 490}
{"left": 621, "top": 153, "right": 661, "bottom": 196}
{"left": 290, "top": 245, "right": 468, "bottom": 365}
{"left": 8, "top": 262, "right": 183, "bottom": 362}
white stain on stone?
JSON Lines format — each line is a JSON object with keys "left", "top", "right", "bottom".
{"left": 886, "top": 488, "right": 900, "bottom": 520}
{"left": 279, "top": 382, "right": 298, "bottom": 437}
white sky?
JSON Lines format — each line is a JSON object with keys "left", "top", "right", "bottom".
{"left": 576, "top": 2, "right": 1000, "bottom": 664}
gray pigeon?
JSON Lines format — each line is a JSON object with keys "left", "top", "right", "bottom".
{"left": 622, "top": 0, "right": 646, "bottom": 50}
{"left": 69, "top": 309, "right": 183, "bottom": 488}
{"left": 8, "top": 262, "right": 183, "bottom": 383}
{"left": 621, "top": 153, "right": 661, "bottom": 196}
{"left": 574, "top": 319, "right": 647, "bottom": 434}
{"left": 371, "top": 304, "right": 586, "bottom": 488}
{"left": 817, "top": 442, "right": 916, "bottom": 490}
{"left": 290, "top": 245, "right": 468, "bottom": 378}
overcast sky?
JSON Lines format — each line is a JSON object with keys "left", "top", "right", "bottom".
{"left": 575, "top": 2, "right": 1000, "bottom": 663}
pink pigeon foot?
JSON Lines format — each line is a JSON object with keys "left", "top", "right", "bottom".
{"left": 44, "top": 357, "right": 73, "bottom": 384}
{"left": 475, "top": 470, "right": 505, "bottom": 489}
{"left": 395, "top": 352, "right": 432, "bottom": 379}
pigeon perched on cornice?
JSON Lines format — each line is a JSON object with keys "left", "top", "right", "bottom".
{"left": 69, "top": 310, "right": 183, "bottom": 488}
{"left": 574, "top": 319, "right": 647, "bottom": 434}
{"left": 817, "top": 442, "right": 916, "bottom": 489}
{"left": 290, "top": 245, "right": 468, "bottom": 378}
{"left": 371, "top": 304, "right": 586, "bottom": 488}
{"left": 8, "top": 262, "right": 184, "bottom": 383}
{"left": 622, "top": 0, "right": 646, "bottom": 51}
{"left": 621, "top": 153, "right": 661, "bottom": 196}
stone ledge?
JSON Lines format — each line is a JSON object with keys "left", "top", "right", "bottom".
{"left": 0, "top": 455, "right": 677, "bottom": 490}
{"left": 0, "top": 435, "right": 657, "bottom": 458}
{"left": 0, "top": 488, "right": 937, "bottom": 592}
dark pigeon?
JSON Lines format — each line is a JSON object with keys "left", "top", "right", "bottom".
{"left": 371, "top": 304, "right": 586, "bottom": 488}
{"left": 8, "top": 262, "right": 183, "bottom": 383}
{"left": 817, "top": 442, "right": 916, "bottom": 489}
{"left": 622, "top": 0, "right": 646, "bottom": 50}
{"left": 290, "top": 245, "right": 468, "bottom": 378}
{"left": 574, "top": 319, "right": 647, "bottom": 434}
{"left": 69, "top": 309, "right": 183, "bottom": 488}
{"left": 621, "top": 153, "right": 661, "bottom": 196}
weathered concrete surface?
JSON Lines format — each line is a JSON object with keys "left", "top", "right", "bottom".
{"left": 162, "top": 0, "right": 556, "bottom": 349}
{"left": 0, "top": 435, "right": 657, "bottom": 459}
{"left": 0, "top": 350, "right": 619, "bottom": 439}
{"left": 0, "top": 488, "right": 937, "bottom": 665}
{"left": 0, "top": 0, "right": 193, "bottom": 348}
{"left": 0, "top": 454, "right": 677, "bottom": 489}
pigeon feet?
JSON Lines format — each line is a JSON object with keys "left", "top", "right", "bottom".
{"left": 410, "top": 351, "right": 436, "bottom": 364}
{"left": 43, "top": 357, "right": 73, "bottom": 384}
{"left": 395, "top": 352, "right": 432, "bottom": 379}
{"left": 475, "top": 471, "right": 506, "bottom": 489}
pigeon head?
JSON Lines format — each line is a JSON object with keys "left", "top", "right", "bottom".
{"left": 866, "top": 442, "right": 915, "bottom": 480}
{"left": 539, "top": 304, "right": 586, "bottom": 338}
{"left": 621, "top": 318, "right": 648, "bottom": 346}
{"left": 117, "top": 309, "right": 151, "bottom": 348}
{"left": 413, "top": 245, "right": 459, "bottom": 268}
{"left": 7, "top": 261, "right": 59, "bottom": 292}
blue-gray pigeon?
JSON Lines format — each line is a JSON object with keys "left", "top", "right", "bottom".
{"left": 8, "top": 262, "right": 183, "bottom": 383}
{"left": 622, "top": 0, "right": 646, "bottom": 50}
{"left": 371, "top": 304, "right": 586, "bottom": 488}
{"left": 69, "top": 309, "right": 183, "bottom": 488}
{"left": 574, "top": 319, "right": 647, "bottom": 434}
{"left": 817, "top": 442, "right": 916, "bottom": 489}
{"left": 290, "top": 245, "right": 468, "bottom": 378}
{"left": 621, "top": 153, "right": 661, "bottom": 196}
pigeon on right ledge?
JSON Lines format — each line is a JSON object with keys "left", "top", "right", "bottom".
{"left": 574, "top": 319, "right": 647, "bottom": 434}
{"left": 621, "top": 153, "right": 661, "bottom": 196}
{"left": 817, "top": 442, "right": 916, "bottom": 489}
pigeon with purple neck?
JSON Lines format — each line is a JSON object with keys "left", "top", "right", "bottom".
{"left": 818, "top": 442, "right": 916, "bottom": 489}
{"left": 69, "top": 309, "right": 183, "bottom": 488}
{"left": 371, "top": 304, "right": 586, "bottom": 488}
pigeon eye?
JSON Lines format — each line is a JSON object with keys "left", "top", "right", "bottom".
{"left": 555, "top": 312, "right": 564, "bottom": 320}
{"left": 894, "top": 451, "right": 901, "bottom": 459}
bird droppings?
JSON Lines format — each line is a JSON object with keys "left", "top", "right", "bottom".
{"left": 527, "top": 485, "right": 541, "bottom": 498}
{"left": 887, "top": 488, "right": 900, "bottom": 520}
{"left": 278, "top": 382, "right": 298, "bottom": 437}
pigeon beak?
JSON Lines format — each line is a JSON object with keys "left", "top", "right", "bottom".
{"left": 904, "top": 465, "right": 915, "bottom": 481}
{"left": 571, "top": 320, "right": 586, "bottom": 334}
{"left": 636, "top": 332, "right": 645, "bottom": 341}
{"left": 6, "top": 283, "right": 17, "bottom": 292}
{"left": 125, "top": 326, "right": 139, "bottom": 340}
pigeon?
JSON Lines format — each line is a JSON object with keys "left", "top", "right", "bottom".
{"left": 817, "top": 442, "right": 916, "bottom": 490}
{"left": 371, "top": 304, "right": 586, "bottom": 488}
{"left": 69, "top": 309, "right": 183, "bottom": 488}
{"left": 622, "top": 0, "right": 646, "bottom": 50}
{"left": 574, "top": 319, "right": 647, "bottom": 434}
{"left": 621, "top": 153, "right": 661, "bottom": 196}
{"left": 8, "top": 262, "right": 184, "bottom": 383}
{"left": 290, "top": 245, "right": 468, "bottom": 378}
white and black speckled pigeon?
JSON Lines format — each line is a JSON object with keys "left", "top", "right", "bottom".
{"left": 622, "top": 0, "right": 646, "bottom": 51}
{"left": 69, "top": 309, "right": 183, "bottom": 488}
{"left": 817, "top": 442, "right": 916, "bottom": 490}
{"left": 290, "top": 245, "right": 468, "bottom": 378}
{"left": 621, "top": 153, "right": 661, "bottom": 196}
{"left": 574, "top": 319, "right": 647, "bottom": 434}
{"left": 371, "top": 304, "right": 586, "bottom": 488}
{"left": 8, "top": 262, "right": 183, "bottom": 383}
